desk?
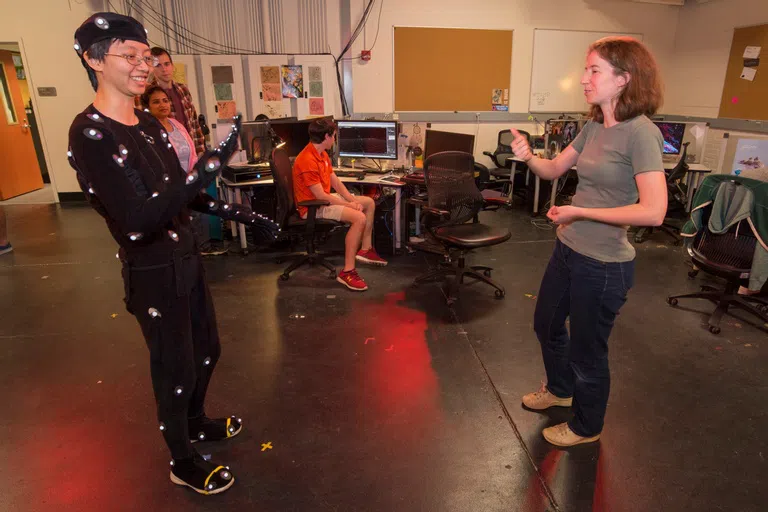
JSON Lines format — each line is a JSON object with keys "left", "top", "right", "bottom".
{"left": 504, "top": 157, "right": 711, "bottom": 214}
{"left": 219, "top": 172, "right": 405, "bottom": 254}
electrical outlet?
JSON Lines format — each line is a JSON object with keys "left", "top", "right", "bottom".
{"left": 361, "top": 50, "right": 371, "bottom": 61}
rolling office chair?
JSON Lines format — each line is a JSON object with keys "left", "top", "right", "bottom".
{"left": 271, "top": 148, "right": 345, "bottom": 281}
{"left": 635, "top": 142, "right": 690, "bottom": 245}
{"left": 667, "top": 205, "right": 768, "bottom": 334}
{"left": 483, "top": 129, "right": 531, "bottom": 195}
{"left": 413, "top": 151, "right": 512, "bottom": 305}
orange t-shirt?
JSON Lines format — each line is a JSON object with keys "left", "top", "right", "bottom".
{"left": 292, "top": 143, "right": 333, "bottom": 217}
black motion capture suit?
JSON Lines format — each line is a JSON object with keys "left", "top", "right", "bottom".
{"left": 67, "top": 12, "right": 277, "bottom": 493}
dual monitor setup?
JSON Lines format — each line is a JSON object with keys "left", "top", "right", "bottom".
{"left": 238, "top": 118, "right": 476, "bottom": 169}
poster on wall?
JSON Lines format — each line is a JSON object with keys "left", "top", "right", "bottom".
{"left": 260, "top": 66, "right": 279, "bottom": 84}
{"left": 731, "top": 139, "right": 768, "bottom": 175}
{"left": 173, "top": 63, "right": 187, "bottom": 85}
{"left": 262, "top": 101, "right": 286, "bottom": 118}
{"left": 217, "top": 100, "right": 237, "bottom": 119}
{"left": 214, "top": 83, "right": 233, "bottom": 101}
{"left": 309, "top": 81, "right": 323, "bottom": 98}
{"left": 281, "top": 65, "right": 304, "bottom": 98}
{"left": 309, "top": 98, "right": 325, "bottom": 116}
{"left": 262, "top": 83, "right": 281, "bottom": 102}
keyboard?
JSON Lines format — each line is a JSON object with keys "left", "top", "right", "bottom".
{"left": 335, "top": 169, "right": 366, "bottom": 179}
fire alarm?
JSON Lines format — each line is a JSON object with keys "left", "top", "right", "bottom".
{"left": 361, "top": 50, "right": 372, "bottom": 61}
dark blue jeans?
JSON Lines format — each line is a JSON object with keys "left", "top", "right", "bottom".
{"left": 533, "top": 239, "right": 635, "bottom": 437}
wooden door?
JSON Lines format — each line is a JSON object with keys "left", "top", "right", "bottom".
{"left": 0, "top": 50, "right": 42, "bottom": 200}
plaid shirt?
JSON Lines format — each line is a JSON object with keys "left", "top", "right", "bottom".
{"left": 147, "top": 77, "right": 205, "bottom": 155}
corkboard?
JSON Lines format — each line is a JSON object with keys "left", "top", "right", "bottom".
{"left": 394, "top": 27, "right": 512, "bottom": 112}
{"left": 718, "top": 24, "right": 768, "bottom": 121}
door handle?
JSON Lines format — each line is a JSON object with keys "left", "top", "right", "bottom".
{"left": 21, "top": 119, "right": 30, "bottom": 132}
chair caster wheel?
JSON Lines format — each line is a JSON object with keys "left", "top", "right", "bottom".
{"left": 280, "top": 273, "right": 289, "bottom": 281}
{"left": 446, "top": 297, "right": 457, "bottom": 307}
{"left": 328, "top": 271, "right": 336, "bottom": 279}
{"left": 758, "top": 304, "right": 768, "bottom": 315}
{"left": 275, "top": 257, "right": 285, "bottom": 264}
{"left": 484, "top": 269, "right": 492, "bottom": 277}
{"left": 667, "top": 297, "right": 678, "bottom": 306}
{"left": 634, "top": 237, "right": 644, "bottom": 244}
{"left": 688, "top": 270, "right": 699, "bottom": 279}
{"left": 495, "top": 289, "right": 505, "bottom": 299}
{"left": 709, "top": 325, "right": 721, "bottom": 335}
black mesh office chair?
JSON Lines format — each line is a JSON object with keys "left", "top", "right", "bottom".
{"left": 271, "top": 148, "right": 344, "bottom": 281}
{"left": 483, "top": 129, "right": 531, "bottom": 192}
{"left": 635, "top": 142, "right": 690, "bottom": 245}
{"left": 413, "top": 151, "right": 512, "bottom": 305}
{"left": 667, "top": 205, "right": 768, "bottom": 334}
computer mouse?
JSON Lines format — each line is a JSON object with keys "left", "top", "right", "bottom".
{"left": 357, "top": 173, "right": 365, "bottom": 180}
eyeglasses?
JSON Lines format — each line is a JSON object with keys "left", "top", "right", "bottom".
{"left": 105, "top": 54, "right": 159, "bottom": 67}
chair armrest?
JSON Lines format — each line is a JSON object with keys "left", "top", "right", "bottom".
{"left": 298, "top": 199, "right": 332, "bottom": 233}
{"left": 482, "top": 151, "right": 494, "bottom": 157}
{"left": 422, "top": 206, "right": 451, "bottom": 221}
{"left": 298, "top": 199, "right": 331, "bottom": 207}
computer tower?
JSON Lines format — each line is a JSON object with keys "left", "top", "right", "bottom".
{"left": 372, "top": 192, "right": 397, "bottom": 256}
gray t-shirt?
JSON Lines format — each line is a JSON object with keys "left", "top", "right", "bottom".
{"left": 557, "top": 115, "right": 664, "bottom": 262}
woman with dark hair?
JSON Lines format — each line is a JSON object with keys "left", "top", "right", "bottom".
{"left": 141, "top": 85, "right": 197, "bottom": 174}
{"left": 509, "top": 37, "right": 667, "bottom": 447}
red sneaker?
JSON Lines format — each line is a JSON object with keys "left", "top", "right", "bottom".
{"left": 337, "top": 269, "right": 368, "bottom": 291}
{"left": 355, "top": 248, "right": 388, "bottom": 266}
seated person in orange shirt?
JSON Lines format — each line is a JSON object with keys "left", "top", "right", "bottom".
{"left": 293, "top": 118, "right": 387, "bottom": 291}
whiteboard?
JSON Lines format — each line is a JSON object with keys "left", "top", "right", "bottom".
{"left": 529, "top": 29, "right": 643, "bottom": 113}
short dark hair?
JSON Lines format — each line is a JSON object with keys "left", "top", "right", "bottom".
{"left": 308, "top": 118, "right": 336, "bottom": 144}
{"left": 82, "top": 38, "right": 122, "bottom": 91}
{"left": 150, "top": 46, "right": 172, "bottom": 63}
{"left": 140, "top": 85, "right": 169, "bottom": 109}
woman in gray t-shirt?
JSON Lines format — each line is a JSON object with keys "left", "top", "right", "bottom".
{"left": 510, "top": 37, "right": 667, "bottom": 447}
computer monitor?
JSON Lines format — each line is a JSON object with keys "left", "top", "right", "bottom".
{"left": 545, "top": 119, "right": 584, "bottom": 158}
{"left": 269, "top": 119, "right": 313, "bottom": 158}
{"left": 654, "top": 121, "right": 686, "bottom": 155}
{"left": 337, "top": 120, "right": 398, "bottom": 160}
{"left": 239, "top": 121, "right": 271, "bottom": 163}
{"left": 424, "top": 129, "right": 475, "bottom": 159}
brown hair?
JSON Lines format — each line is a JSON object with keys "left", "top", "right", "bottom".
{"left": 587, "top": 37, "right": 663, "bottom": 123}
{"left": 140, "top": 85, "right": 168, "bottom": 109}
{"left": 150, "top": 46, "right": 172, "bottom": 63}
{"left": 308, "top": 118, "right": 336, "bottom": 144}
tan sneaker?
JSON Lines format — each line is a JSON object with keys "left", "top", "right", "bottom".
{"left": 542, "top": 422, "right": 600, "bottom": 447}
{"left": 522, "top": 382, "right": 573, "bottom": 410}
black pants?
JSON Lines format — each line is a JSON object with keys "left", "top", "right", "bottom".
{"left": 123, "top": 254, "right": 221, "bottom": 460}
{"left": 533, "top": 240, "right": 634, "bottom": 437}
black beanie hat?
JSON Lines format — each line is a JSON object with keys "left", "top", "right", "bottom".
{"left": 74, "top": 12, "right": 149, "bottom": 91}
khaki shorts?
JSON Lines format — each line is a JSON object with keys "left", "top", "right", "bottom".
{"left": 301, "top": 193, "right": 346, "bottom": 222}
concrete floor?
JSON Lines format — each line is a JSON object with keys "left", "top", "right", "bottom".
{"left": 0, "top": 202, "right": 765, "bottom": 511}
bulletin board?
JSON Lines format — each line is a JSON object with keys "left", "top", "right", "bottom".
{"left": 718, "top": 24, "right": 768, "bottom": 121}
{"left": 394, "top": 27, "right": 513, "bottom": 112}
